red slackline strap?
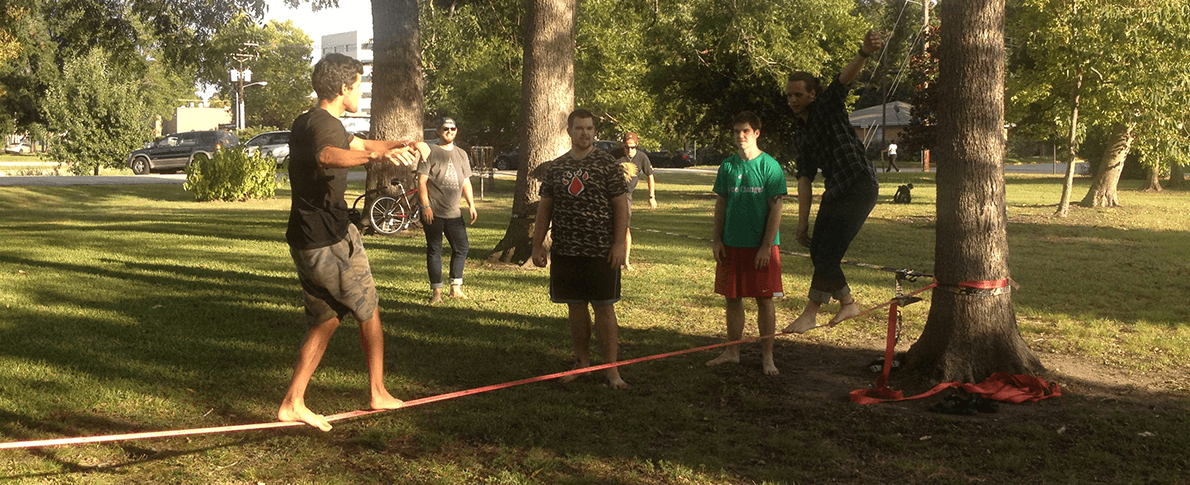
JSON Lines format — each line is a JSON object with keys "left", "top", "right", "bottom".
{"left": 850, "top": 278, "right": 1060, "bottom": 405}
{"left": 0, "top": 330, "right": 787, "bottom": 450}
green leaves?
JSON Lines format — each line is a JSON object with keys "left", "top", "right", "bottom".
{"left": 1007, "top": 0, "right": 1190, "bottom": 169}
{"left": 184, "top": 147, "right": 279, "bottom": 202}
{"left": 42, "top": 49, "right": 159, "bottom": 175}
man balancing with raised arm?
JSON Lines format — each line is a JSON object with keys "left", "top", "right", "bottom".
{"left": 279, "top": 53, "right": 430, "bottom": 431}
{"left": 783, "top": 30, "right": 884, "bottom": 334}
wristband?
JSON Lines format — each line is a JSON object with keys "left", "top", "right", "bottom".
{"left": 858, "top": 46, "right": 873, "bottom": 58}
{"left": 423, "top": 205, "right": 431, "bottom": 209}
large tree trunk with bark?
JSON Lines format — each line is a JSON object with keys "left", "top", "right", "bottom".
{"left": 904, "top": 0, "right": 1043, "bottom": 383}
{"left": 1169, "top": 161, "right": 1187, "bottom": 189}
{"left": 367, "top": 0, "right": 424, "bottom": 232}
{"left": 1080, "top": 122, "right": 1134, "bottom": 208}
{"left": 487, "top": 0, "right": 574, "bottom": 265}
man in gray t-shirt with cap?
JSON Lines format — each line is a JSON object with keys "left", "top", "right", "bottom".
{"left": 417, "top": 117, "right": 477, "bottom": 303}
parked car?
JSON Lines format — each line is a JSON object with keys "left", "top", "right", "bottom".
{"left": 646, "top": 148, "right": 696, "bottom": 168}
{"left": 5, "top": 142, "right": 31, "bottom": 155}
{"left": 127, "top": 130, "right": 239, "bottom": 175}
{"left": 244, "top": 131, "right": 290, "bottom": 167}
{"left": 423, "top": 128, "right": 440, "bottom": 145}
{"left": 494, "top": 147, "right": 519, "bottom": 170}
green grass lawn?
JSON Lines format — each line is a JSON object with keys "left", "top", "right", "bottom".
{"left": 1, "top": 171, "right": 1188, "bottom": 484}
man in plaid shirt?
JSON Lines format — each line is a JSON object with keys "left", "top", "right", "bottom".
{"left": 783, "top": 30, "right": 884, "bottom": 334}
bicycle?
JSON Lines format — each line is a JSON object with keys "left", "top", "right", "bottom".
{"left": 349, "top": 179, "right": 421, "bottom": 236}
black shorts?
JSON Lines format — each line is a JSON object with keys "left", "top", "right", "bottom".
{"left": 550, "top": 254, "right": 621, "bottom": 306}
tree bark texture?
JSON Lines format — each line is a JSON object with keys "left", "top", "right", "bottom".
{"left": 905, "top": 0, "right": 1043, "bottom": 383}
{"left": 488, "top": 0, "right": 575, "bottom": 265}
{"left": 1142, "top": 165, "right": 1162, "bottom": 192}
{"left": 1080, "top": 122, "right": 1134, "bottom": 207}
{"left": 1169, "top": 160, "right": 1187, "bottom": 189}
{"left": 366, "top": 0, "right": 424, "bottom": 232}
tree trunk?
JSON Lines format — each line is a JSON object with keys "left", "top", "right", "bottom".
{"left": 1079, "top": 122, "right": 1134, "bottom": 208}
{"left": 904, "top": 0, "right": 1043, "bottom": 383}
{"left": 367, "top": 0, "right": 424, "bottom": 232}
{"left": 1169, "top": 160, "right": 1187, "bottom": 189}
{"left": 1142, "top": 164, "right": 1162, "bottom": 192}
{"left": 486, "top": 0, "right": 575, "bottom": 265}
{"left": 1055, "top": 67, "right": 1080, "bottom": 217}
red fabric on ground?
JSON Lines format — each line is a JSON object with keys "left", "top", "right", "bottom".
{"left": 850, "top": 372, "right": 1061, "bottom": 405}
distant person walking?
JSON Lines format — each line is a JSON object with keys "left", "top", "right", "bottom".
{"left": 418, "top": 117, "right": 477, "bottom": 304}
{"left": 616, "top": 132, "right": 657, "bottom": 270}
{"left": 783, "top": 30, "right": 884, "bottom": 334}
{"left": 279, "top": 53, "right": 430, "bottom": 431}
{"left": 532, "top": 109, "right": 630, "bottom": 389}
{"left": 885, "top": 142, "right": 900, "bottom": 172}
{"left": 705, "top": 111, "right": 786, "bottom": 376}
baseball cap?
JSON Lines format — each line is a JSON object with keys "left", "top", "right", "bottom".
{"left": 441, "top": 117, "right": 457, "bottom": 129}
{"left": 622, "top": 132, "right": 639, "bottom": 144}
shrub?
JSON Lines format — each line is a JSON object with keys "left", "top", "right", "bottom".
{"left": 184, "top": 147, "right": 278, "bottom": 201}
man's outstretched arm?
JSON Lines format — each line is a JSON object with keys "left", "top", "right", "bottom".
{"left": 839, "top": 30, "right": 885, "bottom": 86}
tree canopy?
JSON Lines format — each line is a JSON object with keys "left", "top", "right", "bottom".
{"left": 202, "top": 16, "right": 315, "bottom": 129}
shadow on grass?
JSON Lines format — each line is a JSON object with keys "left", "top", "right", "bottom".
{"left": 3, "top": 174, "right": 1190, "bottom": 483}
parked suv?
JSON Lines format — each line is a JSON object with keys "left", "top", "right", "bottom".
{"left": 244, "top": 131, "right": 290, "bottom": 167}
{"left": 127, "top": 130, "right": 240, "bottom": 175}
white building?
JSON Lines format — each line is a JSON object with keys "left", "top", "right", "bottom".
{"left": 321, "top": 31, "right": 374, "bottom": 134}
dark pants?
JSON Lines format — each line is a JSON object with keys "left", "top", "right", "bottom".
{"left": 424, "top": 216, "right": 469, "bottom": 288}
{"left": 808, "top": 182, "right": 879, "bottom": 304}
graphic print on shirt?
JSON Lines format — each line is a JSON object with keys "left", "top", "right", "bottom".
{"left": 565, "top": 169, "right": 590, "bottom": 196}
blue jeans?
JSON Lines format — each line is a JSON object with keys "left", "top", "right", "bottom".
{"left": 424, "top": 216, "right": 469, "bottom": 289}
{"left": 808, "top": 182, "right": 878, "bottom": 304}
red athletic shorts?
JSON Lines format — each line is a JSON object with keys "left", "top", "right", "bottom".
{"left": 714, "top": 245, "right": 783, "bottom": 298}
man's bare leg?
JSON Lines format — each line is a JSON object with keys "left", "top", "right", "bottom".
{"left": 707, "top": 297, "right": 745, "bottom": 366}
{"left": 830, "top": 296, "right": 861, "bottom": 326}
{"left": 428, "top": 287, "right": 443, "bottom": 304}
{"left": 560, "top": 302, "right": 592, "bottom": 383}
{"left": 783, "top": 300, "right": 821, "bottom": 334}
{"left": 623, "top": 228, "right": 634, "bottom": 270}
{"left": 278, "top": 317, "right": 341, "bottom": 432}
{"left": 359, "top": 307, "right": 403, "bottom": 410}
{"left": 757, "top": 297, "right": 779, "bottom": 375}
{"left": 448, "top": 284, "right": 468, "bottom": 299}
{"left": 592, "top": 304, "right": 627, "bottom": 389}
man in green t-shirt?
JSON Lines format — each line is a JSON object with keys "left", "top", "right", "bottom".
{"left": 706, "top": 111, "right": 788, "bottom": 376}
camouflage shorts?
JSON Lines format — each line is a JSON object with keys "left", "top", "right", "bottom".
{"left": 289, "top": 224, "right": 379, "bottom": 327}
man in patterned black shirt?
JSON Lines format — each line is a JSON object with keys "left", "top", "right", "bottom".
{"left": 532, "top": 109, "right": 630, "bottom": 389}
{"left": 783, "top": 30, "right": 884, "bottom": 334}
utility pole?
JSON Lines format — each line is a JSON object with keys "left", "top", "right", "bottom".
{"left": 229, "top": 42, "right": 259, "bottom": 130}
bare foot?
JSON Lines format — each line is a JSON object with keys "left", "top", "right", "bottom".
{"left": 448, "top": 285, "right": 468, "bottom": 299}
{"left": 830, "top": 300, "right": 861, "bottom": 326}
{"left": 559, "top": 361, "right": 590, "bottom": 384}
{"left": 278, "top": 402, "right": 332, "bottom": 432}
{"left": 428, "top": 289, "right": 443, "bottom": 304}
{"left": 762, "top": 355, "right": 779, "bottom": 376}
{"left": 782, "top": 311, "right": 818, "bottom": 334}
{"left": 606, "top": 369, "right": 628, "bottom": 389}
{"left": 705, "top": 348, "right": 740, "bottom": 366}
{"left": 370, "top": 392, "right": 404, "bottom": 411}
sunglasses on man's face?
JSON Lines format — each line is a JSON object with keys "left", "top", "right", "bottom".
{"left": 625, "top": 145, "right": 638, "bottom": 150}
{"left": 442, "top": 127, "right": 457, "bottom": 132}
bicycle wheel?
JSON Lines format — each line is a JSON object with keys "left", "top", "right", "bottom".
{"left": 394, "top": 198, "right": 421, "bottom": 233}
{"left": 368, "top": 196, "right": 403, "bottom": 235}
